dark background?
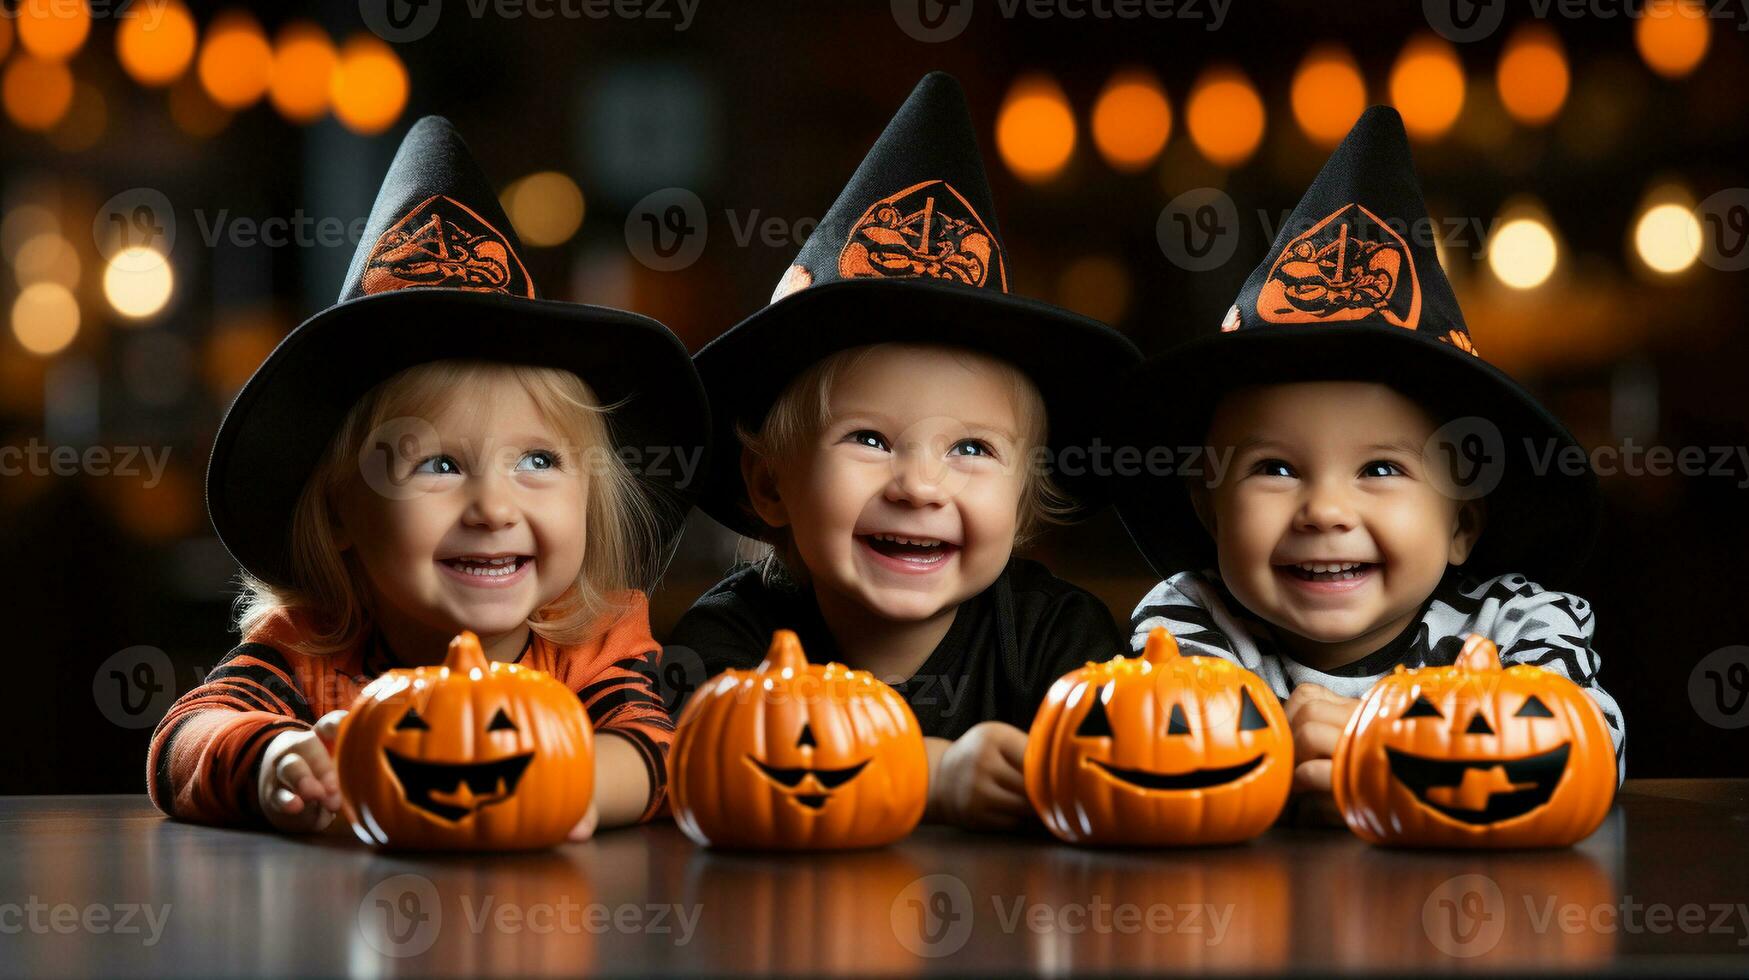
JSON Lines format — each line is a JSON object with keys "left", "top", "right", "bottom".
{"left": 3, "top": 0, "right": 1745, "bottom": 792}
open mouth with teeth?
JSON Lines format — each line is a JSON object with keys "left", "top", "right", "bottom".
{"left": 1279, "top": 560, "right": 1380, "bottom": 583}
{"left": 439, "top": 555, "right": 533, "bottom": 579}
{"left": 383, "top": 749, "right": 534, "bottom": 822}
{"left": 856, "top": 533, "right": 960, "bottom": 567}
{"left": 746, "top": 756, "right": 871, "bottom": 810}
{"left": 1385, "top": 743, "right": 1571, "bottom": 824}
{"left": 1086, "top": 754, "right": 1267, "bottom": 792}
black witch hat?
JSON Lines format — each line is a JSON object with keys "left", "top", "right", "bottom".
{"left": 691, "top": 72, "right": 1140, "bottom": 538}
{"left": 1114, "top": 106, "right": 1598, "bottom": 584}
{"left": 207, "top": 116, "right": 709, "bottom": 588}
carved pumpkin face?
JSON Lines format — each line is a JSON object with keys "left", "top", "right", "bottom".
{"left": 670, "top": 630, "right": 928, "bottom": 850}
{"left": 335, "top": 631, "right": 594, "bottom": 850}
{"left": 1025, "top": 628, "right": 1293, "bottom": 846}
{"left": 1332, "top": 634, "right": 1615, "bottom": 848}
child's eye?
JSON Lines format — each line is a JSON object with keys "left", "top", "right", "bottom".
{"left": 948, "top": 438, "right": 996, "bottom": 459}
{"left": 1361, "top": 460, "right": 1405, "bottom": 478}
{"left": 515, "top": 450, "right": 560, "bottom": 472}
{"left": 846, "top": 430, "right": 890, "bottom": 452}
{"left": 1253, "top": 458, "right": 1295, "bottom": 478}
{"left": 414, "top": 455, "right": 461, "bottom": 476}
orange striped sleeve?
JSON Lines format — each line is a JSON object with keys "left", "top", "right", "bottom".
{"left": 147, "top": 643, "right": 317, "bottom": 826}
{"left": 542, "top": 592, "right": 674, "bottom": 823}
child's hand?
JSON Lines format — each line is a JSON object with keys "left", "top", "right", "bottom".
{"left": 566, "top": 801, "right": 600, "bottom": 843}
{"left": 927, "top": 722, "right": 1032, "bottom": 831}
{"left": 1285, "top": 683, "right": 1360, "bottom": 795}
{"left": 257, "top": 710, "right": 347, "bottom": 833}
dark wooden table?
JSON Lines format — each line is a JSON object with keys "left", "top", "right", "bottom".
{"left": 3, "top": 782, "right": 1747, "bottom": 976}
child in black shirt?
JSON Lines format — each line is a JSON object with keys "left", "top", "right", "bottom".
{"left": 670, "top": 74, "right": 1139, "bottom": 830}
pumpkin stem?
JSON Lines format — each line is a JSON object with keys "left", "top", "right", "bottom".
{"left": 1455, "top": 633, "right": 1502, "bottom": 672}
{"left": 445, "top": 631, "right": 490, "bottom": 672}
{"left": 1141, "top": 627, "right": 1180, "bottom": 665}
{"left": 759, "top": 629, "right": 809, "bottom": 672}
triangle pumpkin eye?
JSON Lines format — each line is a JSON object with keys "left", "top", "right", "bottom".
{"left": 1402, "top": 695, "right": 1443, "bottom": 719}
{"left": 1238, "top": 688, "right": 1270, "bottom": 731}
{"left": 1516, "top": 695, "right": 1555, "bottom": 718}
{"left": 1075, "top": 686, "right": 1115, "bottom": 738}
{"left": 1167, "top": 703, "right": 1191, "bottom": 735}
{"left": 487, "top": 707, "right": 517, "bottom": 732}
{"left": 395, "top": 706, "right": 430, "bottom": 731}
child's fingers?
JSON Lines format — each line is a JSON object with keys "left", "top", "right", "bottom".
{"left": 275, "top": 750, "right": 336, "bottom": 813}
{"left": 303, "top": 748, "right": 343, "bottom": 810}
{"left": 275, "top": 750, "right": 317, "bottom": 796}
{"left": 991, "top": 726, "right": 1029, "bottom": 770}
{"left": 1292, "top": 698, "right": 1356, "bottom": 734}
{"left": 1292, "top": 719, "right": 1343, "bottom": 761}
{"left": 990, "top": 766, "right": 1026, "bottom": 801}
{"left": 272, "top": 786, "right": 306, "bottom": 815}
{"left": 1285, "top": 683, "right": 1340, "bottom": 723}
{"left": 979, "top": 777, "right": 1030, "bottom": 814}
{"left": 293, "top": 773, "right": 330, "bottom": 806}
{"left": 1294, "top": 759, "right": 1333, "bottom": 793}
{"left": 314, "top": 709, "right": 348, "bottom": 747}
{"left": 965, "top": 789, "right": 1028, "bottom": 831}
{"left": 566, "top": 804, "right": 600, "bottom": 842}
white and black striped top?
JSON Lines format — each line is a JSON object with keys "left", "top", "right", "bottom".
{"left": 1130, "top": 569, "right": 1627, "bottom": 785}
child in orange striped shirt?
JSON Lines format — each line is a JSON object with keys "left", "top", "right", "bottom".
{"left": 148, "top": 117, "right": 707, "bottom": 839}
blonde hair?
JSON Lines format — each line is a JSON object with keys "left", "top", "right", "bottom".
{"left": 736, "top": 343, "right": 1072, "bottom": 580}
{"left": 235, "top": 360, "right": 658, "bottom": 654}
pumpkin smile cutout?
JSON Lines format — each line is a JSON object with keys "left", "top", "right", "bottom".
{"left": 745, "top": 721, "right": 870, "bottom": 810}
{"left": 670, "top": 631, "right": 927, "bottom": 850}
{"left": 381, "top": 705, "right": 534, "bottom": 822}
{"left": 334, "top": 631, "right": 595, "bottom": 850}
{"left": 1332, "top": 634, "right": 1616, "bottom": 848}
{"left": 1025, "top": 628, "right": 1293, "bottom": 846}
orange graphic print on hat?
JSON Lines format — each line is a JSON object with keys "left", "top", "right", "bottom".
{"left": 838, "top": 180, "right": 1007, "bottom": 291}
{"left": 362, "top": 195, "right": 534, "bottom": 298}
{"left": 1256, "top": 203, "right": 1419, "bottom": 330}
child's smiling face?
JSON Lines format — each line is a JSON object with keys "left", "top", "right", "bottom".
{"left": 749, "top": 345, "right": 1031, "bottom": 624}
{"left": 1196, "top": 381, "right": 1485, "bottom": 668}
{"left": 334, "top": 373, "right": 587, "bottom": 642}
